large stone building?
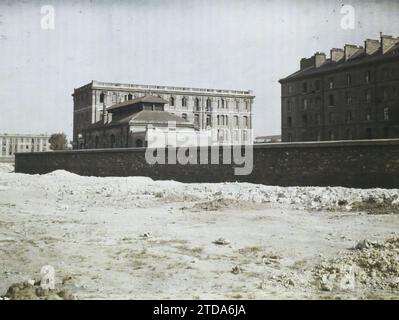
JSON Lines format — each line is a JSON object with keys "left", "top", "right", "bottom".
{"left": 279, "top": 34, "right": 399, "bottom": 142}
{"left": 72, "top": 81, "right": 254, "bottom": 149}
{"left": 83, "top": 95, "right": 210, "bottom": 148}
{"left": 0, "top": 133, "right": 51, "bottom": 161}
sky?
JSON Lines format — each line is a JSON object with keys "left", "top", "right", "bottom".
{"left": 0, "top": 0, "right": 399, "bottom": 140}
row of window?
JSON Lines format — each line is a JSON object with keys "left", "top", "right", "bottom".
{"left": 286, "top": 87, "right": 396, "bottom": 111}
{"left": 287, "top": 67, "right": 398, "bottom": 95}
{"left": 193, "top": 114, "right": 250, "bottom": 128}
{"left": 286, "top": 107, "right": 390, "bottom": 127}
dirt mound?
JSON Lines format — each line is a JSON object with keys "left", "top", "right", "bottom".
{"left": 349, "top": 196, "right": 399, "bottom": 214}
{"left": 313, "top": 237, "right": 399, "bottom": 293}
{"left": 2, "top": 281, "right": 74, "bottom": 300}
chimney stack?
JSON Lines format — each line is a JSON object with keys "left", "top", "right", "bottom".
{"left": 330, "top": 48, "right": 344, "bottom": 62}
{"left": 380, "top": 34, "right": 399, "bottom": 54}
{"left": 364, "top": 39, "right": 380, "bottom": 55}
{"left": 344, "top": 44, "right": 363, "bottom": 60}
{"left": 300, "top": 52, "right": 326, "bottom": 70}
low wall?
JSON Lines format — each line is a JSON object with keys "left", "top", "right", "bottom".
{"left": 15, "top": 139, "right": 399, "bottom": 188}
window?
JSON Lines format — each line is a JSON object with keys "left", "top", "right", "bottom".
{"left": 194, "top": 98, "right": 200, "bottom": 110}
{"left": 221, "top": 99, "right": 225, "bottom": 108}
{"left": 316, "top": 132, "right": 321, "bottom": 141}
{"left": 384, "top": 107, "right": 389, "bottom": 121}
{"left": 128, "top": 93, "right": 132, "bottom": 100}
{"left": 287, "top": 133, "right": 293, "bottom": 142}
{"left": 287, "top": 116, "right": 292, "bottom": 127}
{"left": 315, "top": 80, "right": 320, "bottom": 91}
{"left": 206, "top": 115, "right": 211, "bottom": 127}
{"left": 315, "top": 113, "right": 321, "bottom": 125}
{"left": 303, "top": 99, "right": 308, "bottom": 110}
{"left": 243, "top": 116, "right": 249, "bottom": 128}
{"left": 328, "top": 94, "right": 335, "bottom": 106}
{"left": 234, "top": 116, "right": 239, "bottom": 127}
{"left": 346, "top": 111, "right": 352, "bottom": 122}
{"left": 110, "top": 135, "right": 116, "bottom": 148}
{"left": 288, "top": 85, "right": 293, "bottom": 95}
{"left": 329, "top": 130, "right": 335, "bottom": 141}
{"left": 366, "top": 128, "right": 372, "bottom": 139}
{"left": 302, "top": 115, "right": 308, "bottom": 126}
{"left": 366, "top": 109, "right": 372, "bottom": 121}
{"left": 100, "top": 93, "right": 105, "bottom": 103}
{"left": 346, "top": 73, "right": 352, "bottom": 86}
{"left": 329, "top": 112, "right": 334, "bottom": 123}
{"left": 243, "top": 130, "right": 248, "bottom": 142}
{"left": 365, "top": 70, "right": 371, "bottom": 83}
{"left": 182, "top": 97, "right": 187, "bottom": 107}
{"left": 346, "top": 92, "right": 352, "bottom": 104}
{"left": 346, "top": 129, "right": 353, "bottom": 140}
{"left": 169, "top": 96, "right": 175, "bottom": 107}
{"left": 225, "top": 116, "right": 229, "bottom": 126}
{"left": 182, "top": 113, "right": 187, "bottom": 120}
{"left": 328, "top": 78, "right": 334, "bottom": 89}
{"left": 217, "top": 115, "right": 220, "bottom": 125}
{"left": 302, "top": 82, "right": 308, "bottom": 93}
{"left": 365, "top": 90, "right": 371, "bottom": 103}
{"left": 194, "top": 114, "right": 199, "bottom": 126}
{"left": 383, "top": 88, "right": 389, "bottom": 100}
{"left": 287, "top": 100, "right": 292, "bottom": 113}
{"left": 383, "top": 127, "right": 389, "bottom": 139}
{"left": 206, "top": 98, "right": 212, "bottom": 110}
{"left": 112, "top": 93, "right": 117, "bottom": 103}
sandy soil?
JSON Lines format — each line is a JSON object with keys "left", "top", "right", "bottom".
{"left": 0, "top": 163, "right": 398, "bottom": 299}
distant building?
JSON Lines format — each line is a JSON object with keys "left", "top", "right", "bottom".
{"left": 279, "top": 34, "right": 399, "bottom": 142}
{"left": 73, "top": 80, "right": 254, "bottom": 149}
{"left": 0, "top": 133, "right": 51, "bottom": 160}
{"left": 254, "top": 135, "right": 281, "bottom": 143}
{"left": 82, "top": 95, "right": 212, "bottom": 149}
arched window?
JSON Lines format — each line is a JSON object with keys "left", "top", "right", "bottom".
{"left": 100, "top": 93, "right": 105, "bottom": 103}
{"left": 217, "top": 115, "right": 220, "bottom": 125}
{"left": 170, "top": 97, "right": 175, "bottom": 107}
{"left": 221, "top": 99, "right": 225, "bottom": 108}
{"left": 112, "top": 93, "right": 117, "bottom": 104}
{"left": 128, "top": 93, "right": 132, "bottom": 100}
{"left": 136, "top": 139, "right": 143, "bottom": 148}
{"left": 182, "top": 97, "right": 187, "bottom": 107}
{"left": 206, "top": 98, "right": 211, "bottom": 110}
{"left": 194, "top": 98, "right": 200, "bottom": 110}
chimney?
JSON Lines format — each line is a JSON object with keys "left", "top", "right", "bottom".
{"left": 344, "top": 44, "right": 363, "bottom": 60}
{"left": 364, "top": 39, "right": 380, "bottom": 55}
{"left": 300, "top": 52, "right": 326, "bottom": 70}
{"left": 330, "top": 48, "right": 344, "bottom": 62}
{"left": 380, "top": 34, "right": 399, "bottom": 54}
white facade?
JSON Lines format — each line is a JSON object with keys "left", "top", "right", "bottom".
{"left": 73, "top": 81, "right": 255, "bottom": 147}
{"left": 0, "top": 134, "right": 51, "bottom": 159}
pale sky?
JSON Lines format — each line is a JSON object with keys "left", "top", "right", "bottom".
{"left": 0, "top": 0, "right": 398, "bottom": 140}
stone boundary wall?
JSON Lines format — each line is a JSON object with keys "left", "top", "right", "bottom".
{"left": 15, "top": 139, "right": 399, "bottom": 188}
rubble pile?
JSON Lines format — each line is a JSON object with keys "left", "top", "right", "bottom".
{"left": 313, "top": 238, "right": 399, "bottom": 293}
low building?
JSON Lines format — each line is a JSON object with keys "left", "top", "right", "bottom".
{"left": 0, "top": 133, "right": 51, "bottom": 161}
{"left": 83, "top": 95, "right": 213, "bottom": 148}
{"left": 254, "top": 135, "right": 282, "bottom": 143}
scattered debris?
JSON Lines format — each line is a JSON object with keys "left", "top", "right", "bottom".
{"left": 231, "top": 265, "right": 242, "bottom": 274}
{"left": 213, "top": 238, "right": 230, "bottom": 246}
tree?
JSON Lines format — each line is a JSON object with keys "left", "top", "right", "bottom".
{"left": 49, "top": 133, "right": 68, "bottom": 151}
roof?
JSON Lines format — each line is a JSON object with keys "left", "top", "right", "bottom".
{"left": 85, "top": 110, "right": 193, "bottom": 130}
{"left": 279, "top": 47, "right": 399, "bottom": 83}
{"left": 107, "top": 95, "right": 169, "bottom": 111}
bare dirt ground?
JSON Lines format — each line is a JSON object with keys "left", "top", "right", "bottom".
{"left": 0, "top": 163, "right": 398, "bottom": 299}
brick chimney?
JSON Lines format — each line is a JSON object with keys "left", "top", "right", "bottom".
{"left": 300, "top": 52, "right": 326, "bottom": 70}
{"left": 380, "top": 34, "right": 399, "bottom": 54}
{"left": 330, "top": 48, "right": 344, "bottom": 62}
{"left": 364, "top": 39, "right": 380, "bottom": 55}
{"left": 344, "top": 44, "right": 363, "bottom": 60}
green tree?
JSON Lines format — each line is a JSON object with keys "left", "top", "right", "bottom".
{"left": 49, "top": 133, "right": 68, "bottom": 151}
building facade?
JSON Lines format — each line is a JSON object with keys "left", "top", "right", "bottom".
{"left": 0, "top": 133, "right": 51, "bottom": 160}
{"left": 279, "top": 34, "right": 399, "bottom": 142}
{"left": 82, "top": 95, "right": 211, "bottom": 149}
{"left": 72, "top": 81, "right": 254, "bottom": 149}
